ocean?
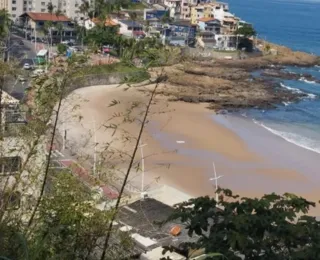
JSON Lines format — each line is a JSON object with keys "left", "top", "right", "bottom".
{"left": 224, "top": 0, "right": 320, "bottom": 155}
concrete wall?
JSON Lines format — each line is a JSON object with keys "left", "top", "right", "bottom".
{"left": 68, "top": 71, "right": 149, "bottom": 92}
{"left": 182, "top": 47, "right": 240, "bottom": 60}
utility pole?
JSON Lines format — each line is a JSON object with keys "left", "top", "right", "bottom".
{"left": 209, "top": 161, "right": 223, "bottom": 203}
{"left": 92, "top": 117, "right": 97, "bottom": 176}
{"left": 139, "top": 142, "right": 147, "bottom": 198}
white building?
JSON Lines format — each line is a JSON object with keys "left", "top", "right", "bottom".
{"left": 5, "top": 0, "right": 84, "bottom": 21}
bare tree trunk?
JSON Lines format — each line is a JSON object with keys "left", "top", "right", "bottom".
{"left": 99, "top": 75, "right": 162, "bottom": 260}
{"left": 26, "top": 77, "right": 67, "bottom": 231}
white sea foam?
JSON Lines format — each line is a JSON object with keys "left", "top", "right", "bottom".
{"left": 280, "top": 83, "right": 317, "bottom": 99}
{"left": 280, "top": 83, "right": 303, "bottom": 93}
{"left": 252, "top": 119, "right": 320, "bottom": 154}
{"left": 282, "top": 101, "right": 292, "bottom": 106}
{"left": 307, "top": 93, "right": 317, "bottom": 99}
{"left": 299, "top": 77, "right": 316, "bottom": 84}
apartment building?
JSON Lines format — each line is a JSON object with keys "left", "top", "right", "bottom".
{"left": 4, "top": 0, "right": 82, "bottom": 21}
{"left": 190, "top": 5, "right": 204, "bottom": 24}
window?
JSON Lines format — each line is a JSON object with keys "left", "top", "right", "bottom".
{"left": 24, "top": 0, "right": 26, "bottom": 4}
{"left": 29, "top": 0, "right": 31, "bottom": 3}
{"left": 12, "top": 7, "right": 16, "bottom": 10}
{"left": 23, "top": 7, "right": 27, "bottom": 11}
{"left": 12, "top": 0, "right": 16, "bottom": 3}
{"left": 41, "top": 1, "right": 45, "bottom": 5}
{"left": 41, "top": 8, "right": 45, "bottom": 12}
{"left": 12, "top": 14, "right": 16, "bottom": 17}
{"left": 0, "top": 156, "right": 21, "bottom": 175}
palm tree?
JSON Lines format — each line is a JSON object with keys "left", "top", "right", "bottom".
{"left": 79, "top": 0, "right": 91, "bottom": 19}
{"left": 47, "top": 2, "right": 54, "bottom": 15}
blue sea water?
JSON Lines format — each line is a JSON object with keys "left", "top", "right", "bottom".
{"left": 225, "top": 0, "right": 320, "bottom": 154}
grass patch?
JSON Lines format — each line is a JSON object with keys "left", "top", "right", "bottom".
{"left": 127, "top": 2, "right": 146, "bottom": 10}
{"left": 74, "top": 62, "right": 145, "bottom": 76}
{"left": 72, "top": 62, "right": 150, "bottom": 83}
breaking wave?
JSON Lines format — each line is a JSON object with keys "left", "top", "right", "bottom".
{"left": 252, "top": 119, "right": 320, "bottom": 154}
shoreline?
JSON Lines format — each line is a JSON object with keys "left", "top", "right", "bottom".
{"left": 59, "top": 84, "right": 320, "bottom": 215}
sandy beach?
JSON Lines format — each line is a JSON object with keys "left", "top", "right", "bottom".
{"left": 58, "top": 83, "right": 320, "bottom": 215}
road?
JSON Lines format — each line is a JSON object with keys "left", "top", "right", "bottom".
{"left": 3, "top": 33, "right": 37, "bottom": 100}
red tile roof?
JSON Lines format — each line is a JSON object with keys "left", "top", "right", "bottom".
{"left": 26, "top": 12, "right": 71, "bottom": 22}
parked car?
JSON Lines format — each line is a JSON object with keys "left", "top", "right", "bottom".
{"left": 23, "top": 63, "right": 31, "bottom": 70}
{"left": 61, "top": 40, "right": 69, "bottom": 44}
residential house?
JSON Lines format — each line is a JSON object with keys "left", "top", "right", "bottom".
{"left": 198, "top": 17, "right": 221, "bottom": 34}
{"left": 214, "top": 34, "right": 237, "bottom": 49}
{"left": 221, "top": 12, "right": 238, "bottom": 34}
{"left": 83, "top": 17, "right": 119, "bottom": 30}
{"left": 190, "top": 5, "right": 204, "bottom": 25}
{"left": 163, "top": 20, "right": 196, "bottom": 46}
{"left": 144, "top": 8, "right": 168, "bottom": 29}
{"left": 163, "top": 0, "right": 182, "bottom": 19}
{"left": 116, "top": 19, "right": 145, "bottom": 38}
{"left": 198, "top": 31, "right": 216, "bottom": 48}
{"left": 210, "top": 1, "right": 229, "bottom": 21}
{"left": 18, "top": 12, "right": 75, "bottom": 39}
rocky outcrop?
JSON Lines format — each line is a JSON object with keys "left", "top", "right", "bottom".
{"left": 261, "top": 69, "right": 320, "bottom": 83}
{"left": 156, "top": 64, "right": 310, "bottom": 111}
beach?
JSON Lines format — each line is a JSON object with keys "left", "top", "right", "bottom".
{"left": 58, "top": 83, "right": 320, "bottom": 215}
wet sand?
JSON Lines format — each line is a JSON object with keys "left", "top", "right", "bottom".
{"left": 58, "top": 84, "right": 320, "bottom": 215}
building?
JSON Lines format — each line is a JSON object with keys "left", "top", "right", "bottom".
{"left": 221, "top": 12, "right": 238, "bottom": 34}
{"left": 163, "top": 0, "right": 181, "bottom": 19}
{"left": 0, "top": 91, "right": 46, "bottom": 223}
{"left": 117, "top": 198, "right": 202, "bottom": 258}
{"left": 83, "top": 17, "right": 119, "bottom": 30}
{"left": 116, "top": 19, "right": 145, "bottom": 38}
{"left": 18, "top": 12, "right": 76, "bottom": 39}
{"left": 163, "top": 20, "right": 196, "bottom": 46}
{"left": 3, "top": 0, "right": 84, "bottom": 21}
{"left": 198, "top": 17, "right": 221, "bottom": 34}
{"left": 190, "top": 5, "right": 204, "bottom": 25}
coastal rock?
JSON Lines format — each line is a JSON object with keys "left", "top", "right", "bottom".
{"left": 158, "top": 64, "right": 306, "bottom": 111}
{"left": 261, "top": 69, "right": 320, "bottom": 83}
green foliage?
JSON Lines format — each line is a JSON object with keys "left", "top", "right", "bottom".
{"left": 235, "top": 24, "right": 257, "bottom": 37}
{"left": 84, "top": 25, "right": 119, "bottom": 47}
{"left": 57, "top": 43, "right": 68, "bottom": 54}
{"left": 167, "top": 189, "right": 320, "bottom": 260}
{"left": 0, "top": 9, "right": 10, "bottom": 40}
{"left": 28, "top": 172, "right": 113, "bottom": 259}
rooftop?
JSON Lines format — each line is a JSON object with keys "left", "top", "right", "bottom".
{"left": 1, "top": 91, "right": 19, "bottom": 105}
{"left": 92, "top": 17, "right": 118, "bottom": 26}
{"left": 21, "top": 12, "right": 71, "bottom": 22}
{"left": 198, "top": 17, "right": 216, "bottom": 22}
{"left": 118, "top": 19, "right": 142, "bottom": 27}
{"left": 117, "top": 198, "right": 198, "bottom": 251}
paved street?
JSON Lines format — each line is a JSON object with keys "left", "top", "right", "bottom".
{"left": 3, "top": 34, "right": 37, "bottom": 100}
